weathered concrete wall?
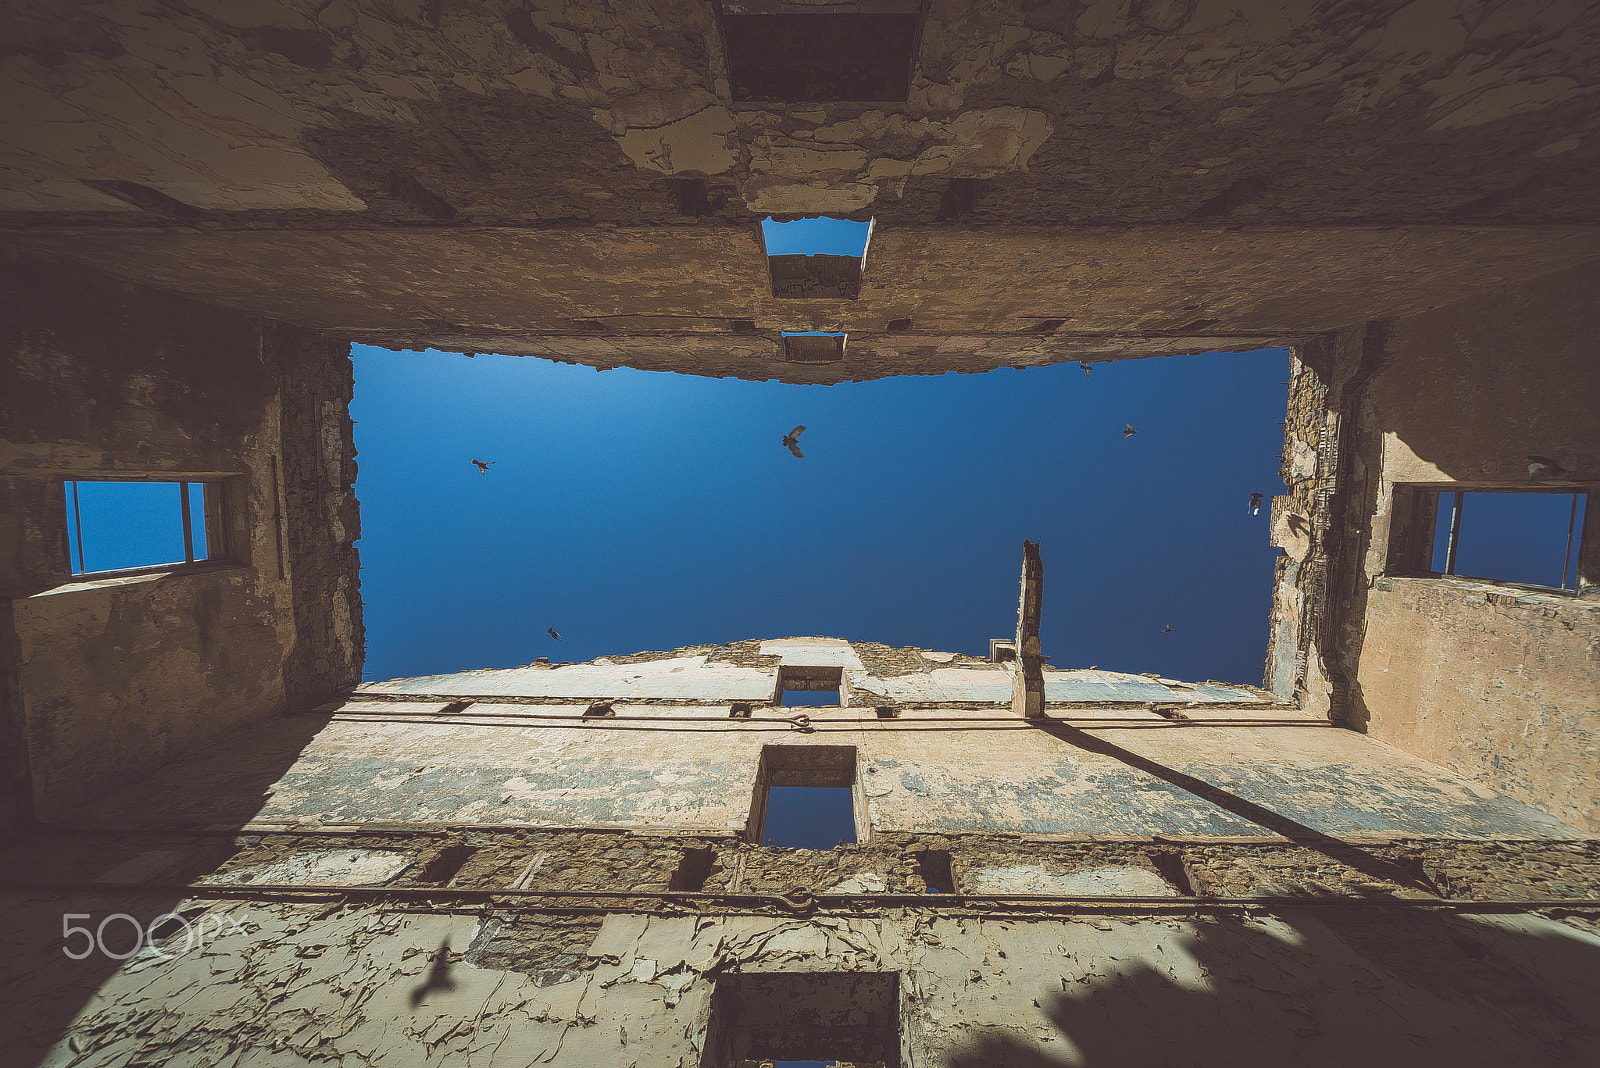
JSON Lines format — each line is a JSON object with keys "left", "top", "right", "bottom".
{"left": 3, "top": 890, "right": 1599, "bottom": 1067}
{"left": 13, "top": 225, "right": 1600, "bottom": 386}
{"left": 1306, "top": 261, "right": 1600, "bottom": 830}
{"left": 1356, "top": 578, "right": 1600, "bottom": 832}
{"left": 67, "top": 682, "right": 1582, "bottom": 842}
{"left": 6, "top": 3, "right": 1600, "bottom": 381}
{"left": 0, "top": 251, "right": 362, "bottom": 825}
{"left": 272, "top": 321, "right": 364, "bottom": 709}
{"left": 5, "top": 2, "right": 1600, "bottom": 226}
{"left": 5, "top": 636, "right": 1600, "bottom": 1065}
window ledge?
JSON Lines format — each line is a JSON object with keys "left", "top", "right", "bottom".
{"left": 28, "top": 560, "right": 248, "bottom": 598}
{"left": 1376, "top": 573, "right": 1597, "bottom": 608}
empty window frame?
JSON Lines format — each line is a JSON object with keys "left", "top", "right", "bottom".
{"left": 749, "top": 744, "right": 862, "bottom": 848}
{"left": 1394, "top": 488, "right": 1588, "bottom": 591}
{"left": 701, "top": 971, "right": 900, "bottom": 1067}
{"left": 781, "top": 332, "right": 846, "bottom": 364}
{"left": 63, "top": 479, "right": 221, "bottom": 576}
{"left": 718, "top": 0, "right": 923, "bottom": 103}
{"left": 777, "top": 664, "right": 844, "bottom": 706}
{"left": 763, "top": 215, "right": 873, "bottom": 299}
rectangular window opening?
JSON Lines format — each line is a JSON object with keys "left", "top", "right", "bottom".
{"left": 777, "top": 664, "right": 844, "bottom": 706}
{"left": 720, "top": 4, "right": 922, "bottom": 103}
{"left": 916, "top": 849, "right": 955, "bottom": 895}
{"left": 1413, "top": 489, "right": 1588, "bottom": 591}
{"left": 751, "top": 743, "right": 859, "bottom": 849}
{"left": 64, "top": 479, "right": 214, "bottom": 576}
{"left": 764, "top": 216, "right": 873, "bottom": 300}
{"left": 702, "top": 971, "right": 900, "bottom": 1068}
{"left": 416, "top": 844, "right": 477, "bottom": 886}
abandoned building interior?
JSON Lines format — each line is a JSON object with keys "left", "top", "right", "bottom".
{"left": 2, "top": 1, "right": 1599, "bottom": 1064}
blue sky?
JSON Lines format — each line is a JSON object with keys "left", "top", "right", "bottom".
{"left": 349, "top": 345, "right": 1294, "bottom": 685}
{"left": 761, "top": 215, "right": 870, "bottom": 257}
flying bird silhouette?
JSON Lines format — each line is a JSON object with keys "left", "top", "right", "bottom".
{"left": 471, "top": 459, "right": 494, "bottom": 474}
{"left": 1163, "top": 624, "right": 1172, "bottom": 633}
{"left": 1123, "top": 424, "right": 1138, "bottom": 439}
{"left": 1248, "top": 493, "right": 1263, "bottom": 516}
{"left": 547, "top": 627, "right": 561, "bottom": 640}
{"left": 1079, "top": 362, "right": 1093, "bottom": 379}
{"left": 1528, "top": 455, "right": 1568, "bottom": 481}
{"left": 409, "top": 940, "right": 457, "bottom": 1007}
{"left": 782, "top": 425, "right": 806, "bottom": 458}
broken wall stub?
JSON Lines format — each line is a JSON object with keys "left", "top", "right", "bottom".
{"left": 0, "top": 251, "right": 362, "bottom": 829}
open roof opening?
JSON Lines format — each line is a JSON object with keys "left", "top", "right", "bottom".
{"left": 351, "top": 346, "right": 1293, "bottom": 686}
{"left": 719, "top": 3, "right": 922, "bottom": 103}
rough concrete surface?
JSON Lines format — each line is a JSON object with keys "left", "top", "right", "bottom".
{"left": 1, "top": 253, "right": 363, "bottom": 822}
{"left": 4, "top": 1, "right": 1600, "bottom": 1062}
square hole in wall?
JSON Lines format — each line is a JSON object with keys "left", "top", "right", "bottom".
{"left": 764, "top": 216, "right": 873, "bottom": 299}
{"left": 916, "top": 849, "right": 955, "bottom": 894}
{"left": 1391, "top": 487, "right": 1589, "bottom": 591}
{"left": 63, "top": 479, "right": 219, "bottom": 575}
{"left": 702, "top": 971, "right": 900, "bottom": 1067}
{"left": 751, "top": 744, "right": 859, "bottom": 848}
{"left": 719, "top": 1, "right": 922, "bottom": 103}
{"left": 777, "top": 664, "right": 843, "bottom": 705}
{"left": 670, "top": 845, "right": 714, "bottom": 891}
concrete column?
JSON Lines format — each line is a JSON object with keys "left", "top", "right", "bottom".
{"left": 1012, "top": 540, "right": 1045, "bottom": 719}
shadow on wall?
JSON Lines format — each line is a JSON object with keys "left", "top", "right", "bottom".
{"left": 0, "top": 713, "right": 336, "bottom": 1068}
{"left": 1291, "top": 265, "right": 1600, "bottom": 834}
{"left": 944, "top": 909, "right": 1600, "bottom": 1067}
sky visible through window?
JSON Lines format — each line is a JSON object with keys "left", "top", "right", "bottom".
{"left": 350, "top": 346, "right": 1295, "bottom": 685}
{"left": 63, "top": 480, "right": 205, "bottom": 574}
{"left": 765, "top": 787, "right": 855, "bottom": 849}
{"left": 761, "top": 215, "right": 871, "bottom": 257}
{"left": 1432, "top": 491, "right": 1586, "bottom": 588}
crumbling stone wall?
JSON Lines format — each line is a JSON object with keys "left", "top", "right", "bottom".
{"left": 1330, "top": 262, "right": 1600, "bottom": 832}
{"left": 7, "top": 4, "right": 1600, "bottom": 384}
{"left": 271, "top": 322, "right": 364, "bottom": 708}
{"left": 6, "top": 827, "right": 1600, "bottom": 1066}
{"left": 0, "top": 250, "right": 362, "bottom": 827}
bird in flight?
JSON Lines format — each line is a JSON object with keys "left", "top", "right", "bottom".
{"left": 782, "top": 425, "right": 807, "bottom": 458}
{"left": 1079, "top": 362, "right": 1093, "bottom": 379}
{"left": 471, "top": 459, "right": 494, "bottom": 474}
{"left": 1164, "top": 624, "right": 1172, "bottom": 633}
{"left": 1248, "top": 493, "right": 1263, "bottom": 516}
{"left": 547, "top": 627, "right": 561, "bottom": 640}
{"left": 1123, "top": 424, "right": 1138, "bottom": 439}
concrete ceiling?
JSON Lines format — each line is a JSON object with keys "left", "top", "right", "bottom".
{"left": 4, "top": 1, "right": 1599, "bottom": 378}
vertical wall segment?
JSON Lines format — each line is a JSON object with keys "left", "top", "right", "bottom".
{"left": 0, "top": 249, "right": 363, "bottom": 827}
